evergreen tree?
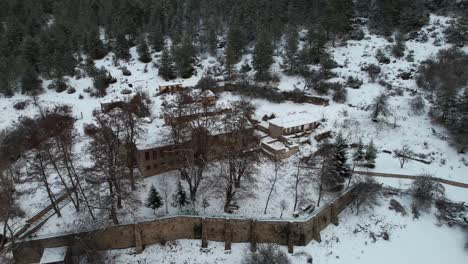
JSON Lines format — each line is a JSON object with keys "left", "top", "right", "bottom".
{"left": 446, "top": 14, "right": 468, "bottom": 46}
{"left": 21, "top": 65, "right": 42, "bottom": 95}
{"left": 225, "top": 20, "right": 244, "bottom": 75}
{"left": 114, "top": 32, "right": 131, "bottom": 61}
{"left": 392, "top": 32, "right": 406, "bottom": 58}
{"left": 146, "top": 185, "right": 163, "bottom": 214}
{"left": 301, "top": 26, "right": 326, "bottom": 65}
{"left": 399, "top": 0, "right": 428, "bottom": 34}
{"left": 333, "top": 133, "right": 351, "bottom": 178}
{"left": 86, "top": 27, "right": 107, "bottom": 60}
{"left": 172, "top": 181, "right": 189, "bottom": 209}
{"left": 281, "top": 27, "right": 300, "bottom": 75}
{"left": 253, "top": 31, "right": 274, "bottom": 81}
{"left": 352, "top": 138, "right": 365, "bottom": 166}
{"left": 174, "top": 35, "right": 195, "bottom": 78}
{"left": 364, "top": 140, "right": 378, "bottom": 168}
{"left": 158, "top": 44, "right": 176, "bottom": 81}
{"left": 149, "top": 24, "right": 164, "bottom": 52}
{"left": 137, "top": 35, "right": 152, "bottom": 63}
{"left": 21, "top": 36, "right": 39, "bottom": 71}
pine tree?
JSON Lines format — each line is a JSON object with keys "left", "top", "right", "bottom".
{"left": 137, "top": 35, "right": 152, "bottom": 63}
{"left": 253, "top": 31, "right": 274, "bottom": 81}
{"left": 115, "top": 32, "right": 131, "bottom": 61}
{"left": 146, "top": 185, "right": 163, "bottom": 214}
{"left": 172, "top": 181, "right": 189, "bottom": 209}
{"left": 174, "top": 35, "right": 195, "bottom": 78}
{"left": 86, "top": 27, "right": 107, "bottom": 60}
{"left": 301, "top": 26, "right": 326, "bottom": 65}
{"left": 21, "top": 36, "right": 39, "bottom": 71}
{"left": 21, "top": 64, "right": 42, "bottom": 95}
{"left": 447, "top": 14, "right": 468, "bottom": 46}
{"left": 333, "top": 133, "right": 351, "bottom": 178}
{"left": 364, "top": 140, "right": 378, "bottom": 168}
{"left": 399, "top": 0, "right": 428, "bottom": 34}
{"left": 225, "top": 21, "right": 244, "bottom": 75}
{"left": 392, "top": 32, "right": 406, "bottom": 58}
{"left": 281, "top": 27, "right": 300, "bottom": 75}
{"left": 353, "top": 138, "right": 365, "bottom": 167}
{"left": 158, "top": 45, "right": 176, "bottom": 81}
{"left": 149, "top": 24, "right": 164, "bottom": 52}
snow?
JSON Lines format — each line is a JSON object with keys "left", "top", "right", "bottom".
{"left": 1, "top": 13, "right": 467, "bottom": 264}
{"left": 269, "top": 111, "right": 318, "bottom": 129}
{"left": 96, "top": 195, "right": 468, "bottom": 264}
{"left": 40, "top": 246, "right": 68, "bottom": 263}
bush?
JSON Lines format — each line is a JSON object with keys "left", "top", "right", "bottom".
{"left": 333, "top": 87, "right": 348, "bottom": 103}
{"left": 196, "top": 75, "right": 218, "bottom": 91}
{"left": 48, "top": 78, "right": 68, "bottom": 93}
{"left": 314, "top": 81, "right": 341, "bottom": 96}
{"left": 411, "top": 175, "right": 445, "bottom": 212}
{"left": 410, "top": 95, "right": 425, "bottom": 115}
{"left": 242, "top": 244, "right": 290, "bottom": 264}
{"left": 375, "top": 49, "right": 390, "bottom": 64}
{"left": 362, "top": 64, "right": 381, "bottom": 82}
{"left": 347, "top": 76, "right": 363, "bottom": 89}
{"left": 121, "top": 66, "right": 132, "bottom": 76}
{"left": 13, "top": 100, "right": 29, "bottom": 110}
{"left": 392, "top": 33, "right": 406, "bottom": 58}
{"left": 349, "top": 28, "right": 365, "bottom": 41}
{"left": 67, "top": 87, "right": 76, "bottom": 94}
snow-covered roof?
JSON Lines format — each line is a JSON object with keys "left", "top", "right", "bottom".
{"left": 269, "top": 111, "right": 317, "bottom": 129}
{"left": 40, "top": 246, "right": 68, "bottom": 263}
{"left": 200, "top": 89, "right": 215, "bottom": 98}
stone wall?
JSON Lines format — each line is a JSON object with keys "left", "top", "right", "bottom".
{"left": 14, "top": 185, "right": 359, "bottom": 264}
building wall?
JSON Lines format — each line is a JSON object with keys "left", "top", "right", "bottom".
{"left": 14, "top": 185, "right": 359, "bottom": 264}
{"left": 269, "top": 123, "right": 284, "bottom": 138}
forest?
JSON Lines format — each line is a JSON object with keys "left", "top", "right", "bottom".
{"left": 0, "top": 0, "right": 467, "bottom": 94}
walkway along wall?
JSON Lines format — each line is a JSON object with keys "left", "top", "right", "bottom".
{"left": 13, "top": 185, "right": 359, "bottom": 264}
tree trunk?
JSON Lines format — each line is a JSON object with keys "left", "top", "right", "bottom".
{"left": 264, "top": 169, "right": 278, "bottom": 215}
{"left": 293, "top": 165, "right": 300, "bottom": 211}
{"left": 45, "top": 146, "right": 78, "bottom": 211}
{"left": 38, "top": 155, "right": 61, "bottom": 217}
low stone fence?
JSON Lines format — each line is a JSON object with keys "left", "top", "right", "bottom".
{"left": 14, "top": 185, "right": 359, "bottom": 264}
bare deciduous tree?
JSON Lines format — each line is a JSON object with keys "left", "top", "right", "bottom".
{"left": 85, "top": 110, "right": 140, "bottom": 224}
{"left": 393, "top": 145, "right": 413, "bottom": 168}
{"left": 162, "top": 91, "right": 224, "bottom": 202}
{"left": 242, "top": 244, "right": 290, "bottom": 264}
{"left": 264, "top": 158, "right": 284, "bottom": 214}
{"left": 351, "top": 177, "right": 382, "bottom": 215}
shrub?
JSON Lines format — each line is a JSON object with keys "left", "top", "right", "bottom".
{"left": 375, "top": 49, "right": 390, "bottom": 64}
{"left": 347, "top": 76, "right": 363, "bottom": 89}
{"left": 392, "top": 33, "right": 406, "bottom": 58}
{"left": 13, "top": 100, "right": 29, "bottom": 110}
{"left": 121, "top": 66, "right": 132, "bottom": 76}
{"left": 362, "top": 64, "right": 381, "bottom": 82}
{"left": 333, "top": 87, "right": 348, "bottom": 103}
{"left": 410, "top": 95, "right": 425, "bottom": 115}
{"left": 242, "top": 244, "right": 290, "bottom": 264}
{"left": 196, "top": 75, "right": 218, "bottom": 91}
{"left": 349, "top": 28, "right": 365, "bottom": 41}
{"left": 411, "top": 175, "right": 445, "bottom": 212}
{"left": 67, "top": 87, "right": 76, "bottom": 94}
{"left": 48, "top": 78, "right": 68, "bottom": 93}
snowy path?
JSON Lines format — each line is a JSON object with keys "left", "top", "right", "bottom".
{"left": 355, "top": 171, "right": 468, "bottom": 188}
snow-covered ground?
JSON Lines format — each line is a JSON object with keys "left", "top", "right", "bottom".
{"left": 1, "top": 13, "right": 467, "bottom": 263}
{"left": 96, "top": 195, "right": 468, "bottom": 264}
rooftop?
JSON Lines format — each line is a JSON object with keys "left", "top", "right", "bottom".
{"left": 40, "top": 246, "right": 68, "bottom": 263}
{"left": 269, "top": 111, "right": 317, "bottom": 129}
